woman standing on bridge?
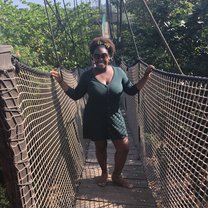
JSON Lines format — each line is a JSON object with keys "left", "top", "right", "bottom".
{"left": 50, "top": 36, "right": 154, "bottom": 188}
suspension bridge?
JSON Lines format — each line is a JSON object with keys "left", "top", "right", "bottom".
{"left": 0, "top": 0, "right": 208, "bottom": 207}
{"left": 0, "top": 44, "right": 207, "bottom": 207}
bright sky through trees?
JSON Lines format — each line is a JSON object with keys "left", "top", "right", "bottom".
{"left": 13, "top": 0, "right": 44, "bottom": 8}
{"left": 12, "top": 0, "right": 101, "bottom": 8}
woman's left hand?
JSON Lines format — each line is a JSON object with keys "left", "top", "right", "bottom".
{"left": 144, "top": 65, "right": 155, "bottom": 77}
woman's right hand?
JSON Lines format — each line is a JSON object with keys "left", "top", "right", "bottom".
{"left": 50, "top": 70, "right": 63, "bottom": 83}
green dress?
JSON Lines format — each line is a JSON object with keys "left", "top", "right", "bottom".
{"left": 65, "top": 66, "right": 138, "bottom": 141}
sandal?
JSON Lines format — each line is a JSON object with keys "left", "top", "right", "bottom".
{"left": 112, "top": 174, "right": 133, "bottom": 189}
{"left": 95, "top": 174, "right": 108, "bottom": 187}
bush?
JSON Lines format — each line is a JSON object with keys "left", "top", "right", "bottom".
{"left": 0, "top": 184, "right": 9, "bottom": 208}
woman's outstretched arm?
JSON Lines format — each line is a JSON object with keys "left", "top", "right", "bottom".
{"left": 50, "top": 69, "right": 87, "bottom": 100}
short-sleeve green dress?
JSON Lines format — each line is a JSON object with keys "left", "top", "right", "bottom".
{"left": 65, "top": 66, "right": 138, "bottom": 141}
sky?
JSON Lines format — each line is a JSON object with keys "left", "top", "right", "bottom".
{"left": 13, "top": 0, "right": 44, "bottom": 8}
{"left": 12, "top": 0, "right": 101, "bottom": 8}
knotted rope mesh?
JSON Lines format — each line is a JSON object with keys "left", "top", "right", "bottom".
{"left": 0, "top": 62, "right": 87, "bottom": 207}
{"left": 122, "top": 62, "right": 208, "bottom": 208}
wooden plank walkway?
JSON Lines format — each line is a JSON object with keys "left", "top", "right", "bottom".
{"left": 74, "top": 121, "right": 156, "bottom": 207}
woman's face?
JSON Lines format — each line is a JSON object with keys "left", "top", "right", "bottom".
{"left": 92, "top": 46, "right": 111, "bottom": 70}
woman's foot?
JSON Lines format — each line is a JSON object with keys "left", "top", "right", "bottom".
{"left": 95, "top": 173, "right": 108, "bottom": 187}
{"left": 112, "top": 173, "right": 133, "bottom": 189}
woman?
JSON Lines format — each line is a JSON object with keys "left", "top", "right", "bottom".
{"left": 50, "top": 36, "right": 154, "bottom": 188}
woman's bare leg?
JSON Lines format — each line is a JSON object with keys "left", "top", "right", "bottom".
{"left": 111, "top": 137, "right": 133, "bottom": 188}
{"left": 112, "top": 137, "right": 129, "bottom": 175}
{"left": 94, "top": 140, "right": 108, "bottom": 186}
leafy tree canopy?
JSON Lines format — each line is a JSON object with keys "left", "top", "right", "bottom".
{"left": 117, "top": 0, "right": 208, "bottom": 77}
{"left": 0, "top": 0, "right": 100, "bottom": 71}
{"left": 0, "top": 0, "right": 207, "bottom": 77}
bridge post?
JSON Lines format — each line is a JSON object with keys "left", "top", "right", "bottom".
{"left": 0, "top": 45, "right": 13, "bottom": 68}
{"left": 0, "top": 46, "right": 36, "bottom": 208}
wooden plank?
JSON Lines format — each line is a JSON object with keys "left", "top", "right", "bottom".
{"left": 75, "top": 183, "right": 155, "bottom": 206}
{"left": 75, "top": 199, "right": 151, "bottom": 208}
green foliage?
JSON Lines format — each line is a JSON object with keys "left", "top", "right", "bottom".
{"left": 119, "top": 0, "right": 208, "bottom": 77}
{"left": 0, "top": 184, "right": 9, "bottom": 208}
{"left": 0, "top": 0, "right": 100, "bottom": 71}
{"left": 1, "top": 0, "right": 207, "bottom": 76}
{"left": 0, "top": 0, "right": 48, "bottom": 67}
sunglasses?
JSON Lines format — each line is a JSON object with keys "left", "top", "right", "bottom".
{"left": 93, "top": 53, "right": 108, "bottom": 60}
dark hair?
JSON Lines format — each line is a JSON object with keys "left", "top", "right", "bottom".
{"left": 89, "top": 36, "right": 116, "bottom": 57}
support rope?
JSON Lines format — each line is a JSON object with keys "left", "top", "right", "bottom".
{"left": 122, "top": 0, "right": 140, "bottom": 59}
{"left": 44, "top": 0, "right": 90, "bottom": 67}
{"left": 141, "top": 0, "right": 184, "bottom": 74}
{"left": 53, "top": 0, "right": 71, "bottom": 58}
{"left": 44, "top": 0, "right": 61, "bottom": 66}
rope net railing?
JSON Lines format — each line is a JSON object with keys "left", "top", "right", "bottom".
{"left": 0, "top": 58, "right": 87, "bottom": 207}
{"left": 122, "top": 62, "right": 208, "bottom": 208}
